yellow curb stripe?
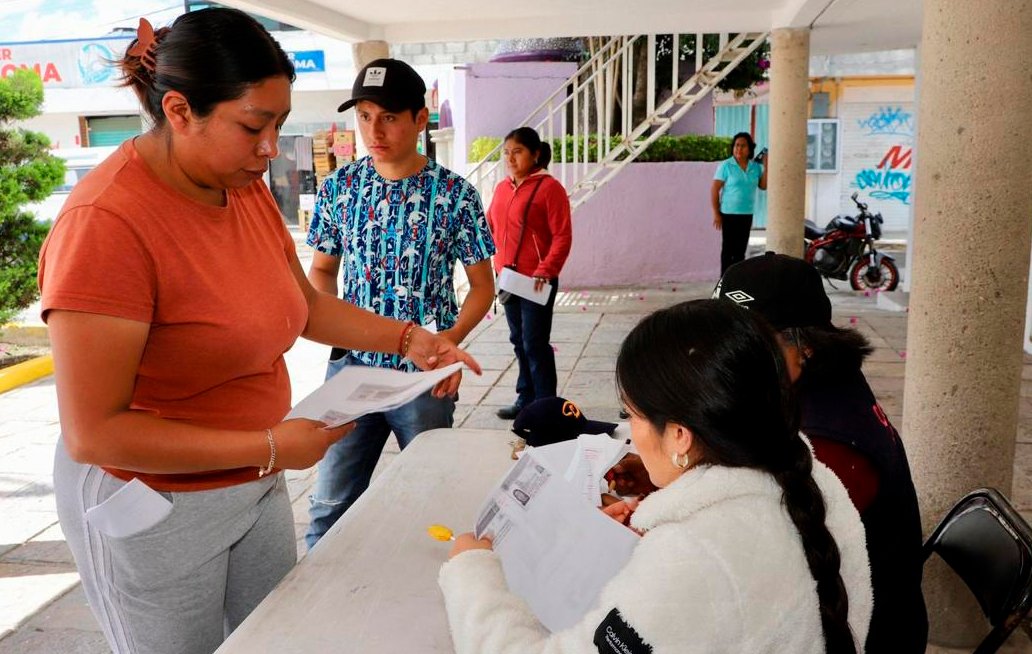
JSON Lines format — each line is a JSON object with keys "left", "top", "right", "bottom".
{"left": 0, "top": 355, "right": 54, "bottom": 394}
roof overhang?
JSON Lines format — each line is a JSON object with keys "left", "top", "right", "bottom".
{"left": 219, "top": 0, "right": 922, "bottom": 55}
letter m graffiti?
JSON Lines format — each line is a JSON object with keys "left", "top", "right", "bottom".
{"left": 877, "top": 145, "right": 912, "bottom": 170}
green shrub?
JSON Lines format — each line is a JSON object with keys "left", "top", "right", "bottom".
{"left": 468, "top": 136, "right": 503, "bottom": 163}
{"left": 469, "top": 133, "right": 732, "bottom": 164}
{"left": 0, "top": 69, "right": 64, "bottom": 325}
{"left": 0, "top": 213, "right": 51, "bottom": 325}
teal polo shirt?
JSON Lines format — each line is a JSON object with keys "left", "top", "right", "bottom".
{"left": 714, "top": 157, "right": 762, "bottom": 214}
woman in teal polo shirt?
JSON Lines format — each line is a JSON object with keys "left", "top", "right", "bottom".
{"left": 711, "top": 132, "right": 768, "bottom": 273}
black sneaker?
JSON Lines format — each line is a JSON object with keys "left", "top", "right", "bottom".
{"left": 496, "top": 404, "right": 524, "bottom": 420}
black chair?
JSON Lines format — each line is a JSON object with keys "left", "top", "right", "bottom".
{"left": 923, "top": 488, "right": 1032, "bottom": 653}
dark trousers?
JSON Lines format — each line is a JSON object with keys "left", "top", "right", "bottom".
{"left": 503, "top": 278, "right": 559, "bottom": 408}
{"left": 720, "top": 213, "right": 753, "bottom": 274}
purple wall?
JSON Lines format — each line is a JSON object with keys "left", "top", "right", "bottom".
{"left": 555, "top": 161, "right": 721, "bottom": 287}
{"left": 668, "top": 94, "right": 714, "bottom": 136}
{"left": 453, "top": 62, "right": 578, "bottom": 173}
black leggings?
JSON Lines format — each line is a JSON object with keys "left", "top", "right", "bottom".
{"left": 720, "top": 213, "right": 753, "bottom": 274}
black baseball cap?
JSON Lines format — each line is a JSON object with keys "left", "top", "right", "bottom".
{"left": 713, "top": 251, "right": 832, "bottom": 330}
{"left": 337, "top": 58, "right": 426, "bottom": 113}
{"left": 512, "top": 397, "right": 618, "bottom": 447}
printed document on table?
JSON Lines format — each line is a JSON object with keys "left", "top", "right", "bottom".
{"left": 473, "top": 451, "right": 639, "bottom": 632}
{"left": 523, "top": 434, "right": 631, "bottom": 507}
{"left": 285, "top": 362, "right": 463, "bottom": 428}
{"left": 497, "top": 267, "right": 552, "bottom": 306}
{"left": 564, "top": 433, "right": 631, "bottom": 507}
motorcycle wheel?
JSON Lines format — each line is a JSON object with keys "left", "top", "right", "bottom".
{"left": 849, "top": 256, "right": 900, "bottom": 292}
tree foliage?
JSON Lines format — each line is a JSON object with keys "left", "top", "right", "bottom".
{"left": 0, "top": 69, "right": 64, "bottom": 325}
{"left": 655, "top": 34, "right": 770, "bottom": 94}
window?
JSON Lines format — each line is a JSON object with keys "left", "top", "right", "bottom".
{"left": 806, "top": 119, "right": 839, "bottom": 173}
{"left": 85, "top": 115, "right": 143, "bottom": 147}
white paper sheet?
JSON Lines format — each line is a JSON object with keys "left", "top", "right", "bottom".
{"left": 285, "top": 362, "right": 463, "bottom": 428}
{"left": 497, "top": 267, "right": 553, "bottom": 306}
{"left": 473, "top": 451, "right": 639, "bottom": 632}
{"left": 564, "top": 433, "right": 631, "bottom": 507}
{"left": 85, "top": 478, "right": 173, "bottom": 538}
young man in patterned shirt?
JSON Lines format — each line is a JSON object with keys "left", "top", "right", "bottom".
{"left": 304, "top": 59, "right": 495, "bottom": 549}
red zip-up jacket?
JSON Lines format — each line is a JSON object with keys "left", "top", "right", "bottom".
{"left": 486, "top": 171, "right": 572, "bottom": 279}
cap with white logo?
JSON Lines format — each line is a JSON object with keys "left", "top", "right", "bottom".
{"left": 714, "top": 251, "right": 832, "bottom": 330}
{"left": 338, "top": 58, "right": 426, "bottom": 113}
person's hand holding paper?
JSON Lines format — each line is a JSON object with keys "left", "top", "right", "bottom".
{"left": 404, "top": 326, "right": 482, "bottom": 397}
{"left": 497, "top": 267, "right": 552, "bottom": 306}
{"left": 286, "top": 362, "right": 468, "bottom": 428}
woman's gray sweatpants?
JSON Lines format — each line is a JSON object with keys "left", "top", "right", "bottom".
{"left": 54, "top": 439, "right": 296, "bottom": 654}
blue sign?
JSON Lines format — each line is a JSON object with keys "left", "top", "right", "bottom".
{"left": 78, "top": 42, "right": 115, "bottom": 86}
{"left": 288, "top": 50, "right": 325, "bottom": 73}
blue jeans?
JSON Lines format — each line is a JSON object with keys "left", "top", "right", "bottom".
{"left": 503, "top": 278, "right": 559, "bottom": 408}
{"left": 305, "top": 355, "right": 455, "bottom": 550}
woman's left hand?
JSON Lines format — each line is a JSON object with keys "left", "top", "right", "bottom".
{"left": 533, "top": 276, "right": 549, "bottom": 292}
{"left": 406, "top": 327, "right": 482, "bottom": 397}
{"left": 449, "top": 532, "right": 493, "bottom": 558}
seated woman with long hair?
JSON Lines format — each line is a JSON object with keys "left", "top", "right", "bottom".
{"left": 439, "top": 299, "right": 872, "bottom": 653}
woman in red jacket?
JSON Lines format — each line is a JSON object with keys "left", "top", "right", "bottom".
{"left": 488, "top": 127, "right": 573, "bottom": 419}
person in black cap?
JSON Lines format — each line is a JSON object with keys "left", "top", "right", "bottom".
{"left": 304, "top": 58, "right": 496, "bottom": 549}
{"left": 716, "top": 251, "right": 927, "bottom": 653}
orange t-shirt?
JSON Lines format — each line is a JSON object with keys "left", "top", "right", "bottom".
{"left": 38, "top": 140, "right": 308, "bottom": 491}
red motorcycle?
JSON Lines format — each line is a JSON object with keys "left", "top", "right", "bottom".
{"left": 804, "top": 192, "right": 899, "bottom": 292}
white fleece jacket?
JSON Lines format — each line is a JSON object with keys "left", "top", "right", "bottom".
{"left": 438, "top": 459, "right": 872, "bottom": 654}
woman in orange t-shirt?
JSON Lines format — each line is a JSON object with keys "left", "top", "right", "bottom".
{"left": 37, "top": 9, "right": 478, "bottom": 654}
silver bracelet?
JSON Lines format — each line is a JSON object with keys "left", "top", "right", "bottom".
{"left": 258, "top": 428, "right": 276, "bottom": 477}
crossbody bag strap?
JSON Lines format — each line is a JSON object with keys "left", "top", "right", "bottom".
{"left": 508, "top": 176, "right": 546, "bottom": 267}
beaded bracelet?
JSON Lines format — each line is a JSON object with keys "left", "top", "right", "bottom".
{"left": 398, "top": 321, "right": 417, "bottom": 357}
{"left": 258, "top": 428, "right": 276, "bottom": 478}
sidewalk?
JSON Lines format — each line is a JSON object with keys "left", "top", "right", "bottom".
{"left": 2, "top": 269, "right": 1030, "bottom": 652}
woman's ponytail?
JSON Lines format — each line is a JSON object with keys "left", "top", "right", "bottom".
{"left": 772, "top": 435, "right": 856, "bottom": 653}
{"left": 537, "top": 142, "right": 552, "bottom": 169}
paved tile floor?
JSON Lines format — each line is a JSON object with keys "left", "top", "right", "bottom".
{"left": 2, "top": 271, "right": 1031, "bottom": 652}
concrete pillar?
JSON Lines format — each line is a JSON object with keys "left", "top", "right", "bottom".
{"left": 903, "top": 0, "right": 1032, "bottom": 646}
{"left": 765, "top": 27, "right": 810, "bottom": 257}
{"left": 351, "top": 40, "right": 390, "bottom": 69}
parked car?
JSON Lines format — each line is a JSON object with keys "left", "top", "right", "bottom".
{"left": 26, "top": 147, "right": 118, "bottom": 223}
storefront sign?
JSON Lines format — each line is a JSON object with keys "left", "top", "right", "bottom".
{"left": 0, "top": 38, "right": 132, "bottom": 88}
{"left": 288, "top": 50, "right": 325, "bottom": 73}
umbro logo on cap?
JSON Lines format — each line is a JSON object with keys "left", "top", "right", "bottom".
{"left": 725, "top": 290, "right": 755, "bottom": 305}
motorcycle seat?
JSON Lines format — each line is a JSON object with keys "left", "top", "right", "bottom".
{"left": 804, "top": 220, "right": 825, "bottom": 239}
{"left": 828, "top": 215, "right": 858, "bottom": 231}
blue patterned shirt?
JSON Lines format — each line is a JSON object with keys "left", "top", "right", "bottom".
{"left": 307, "top": 156, "right": 495, "bottom": 370}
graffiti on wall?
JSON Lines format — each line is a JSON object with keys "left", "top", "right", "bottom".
{"left": 856, "top": 106, "right": 913, "bottom": 137}
{"left": 849, "top": 105, "right": 915, "bottom": 206}
{"left": 854, "top": 144, "right": 912, "bottom": 204}
{"left": 853, "top": 145, "right": 912, "bottom": 205}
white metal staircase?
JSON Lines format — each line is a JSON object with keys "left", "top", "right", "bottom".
{"left": 467, "top": 32, "right": 769, "bottom": 210}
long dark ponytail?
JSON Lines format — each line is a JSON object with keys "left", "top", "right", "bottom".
{"left": 615, "top": 300, "right": 856, "bottom": 653}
